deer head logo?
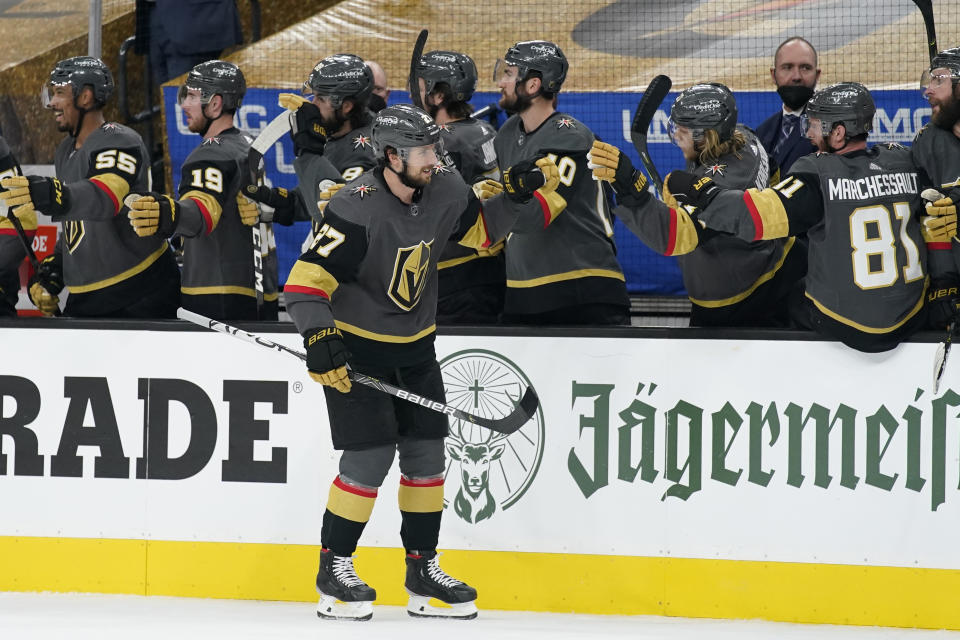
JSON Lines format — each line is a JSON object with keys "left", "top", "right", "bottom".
{"left": 446, "top": 424, "right": 510, "bottom": 524}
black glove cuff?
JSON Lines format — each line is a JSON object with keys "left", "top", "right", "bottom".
{"left": 292, "top": 104, "right": 328, "bottom": 157}
{"left": 30, "top": 176, "right": 70, "bottom": 217}
{"left": 304, "top": 327, "right": 350, "bottom": 373}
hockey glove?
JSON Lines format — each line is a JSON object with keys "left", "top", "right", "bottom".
{"left": 317, "top": 180, "right": 345, "bottom": 216}
{"left": 922, "top": 213, "right": 957, "bottom": 244}
{"left": 0, "top": 175, "right": 70, "bottom": 218}
{"left": 472, "top": 179, "right": 504, "bottom": 201}
{"left": 126, "top": 192, "right": 180, "bottom": 237}
{"left": 28, "top": 253, "right": 64, "bottom": 316}
{"left": 502, "top": 156, "right": 566, "bottom": 220}
{"left": 928, "top": 279, "right": 960, "bottom": 329}
{"left": 289, "top": 102, "right": 328, "bottom": 157}
{"left": 923, "top": 187, "right": 960, "bottom": 218}
{"left": 235, "top": 191, "right": 261, "bottom": 226}
{"left": 587, "top": 140, "right": 650, "bottom": 207}
{"left": 665, "top": 171, "right": 722, "bottom": 211}
{"left": 304, "top": 326, "right": 352, "bottom": 393}
{"left": 244, "top": 184, "right": 296, "bottom": 225}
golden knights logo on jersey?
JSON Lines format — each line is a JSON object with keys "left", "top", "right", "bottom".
{"left": 388, "top": 239, "right": 433, "bottom": 311}
{"left": 63, "top": 220, "right": 85, "bottom": 253}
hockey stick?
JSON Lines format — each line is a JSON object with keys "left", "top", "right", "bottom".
{"left": 911, "top": 0, "right": 938, "bottom": 63}
{"left": 176, "top": 307, "right": 540, "bottom": 435}
{"left": 630, "top": 75, "right": 672, "bottom": 193}
{"left": 933, "top": 321, "right": 955, "bottom": 394}
{"left": 5, "top": 207, "right": 61, "bottom": 316}
{"left": 408, "top": 29, "right": 428, "bottom": 109}
{"left": 246, "top": 109, "right": 292, "bottom": 314}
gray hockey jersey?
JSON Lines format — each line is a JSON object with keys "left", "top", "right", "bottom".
{"left": 616, "top": 126, "right": 795, "bottom": 307}
{"left": 52, "top": 122, "right": 178, "bottom": 315}
{"left": 494, "top": 112, "right": 628, "bottom": 315}
{"left": 437, "top": 117, "right": 503, "bottom": 295}
{"left": 699, "top": 144, "right": 927, "bottom": 333}
{"left": 176, "top": 127, "right": 266, "bottom": 320}
{"left": 284, "top": 168, "right": 517, "bottom": 366}
{"left": 910, "top": 123, "right": 960, "bottom": 278}
{"left": 0, "top": 137, "right": 27, "bottom": 315}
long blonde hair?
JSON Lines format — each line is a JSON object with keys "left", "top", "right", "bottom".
{"left": 697, "top": 128, "right": 747, "bottom": 165}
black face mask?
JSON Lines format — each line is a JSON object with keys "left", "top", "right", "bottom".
{"left": 368, "top": 94, "right": 387, "bottom": 113}
{"left": 777, "top": 85, "right": 815, "bottom": 111}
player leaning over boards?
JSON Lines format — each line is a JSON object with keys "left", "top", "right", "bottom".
{"left": 494, "top": 41, "right": 630, "bottom": 325}
{"left": 911, "top": 47, "right": 960, "bottom": 332}
{"left": 0, "top": 136, "right": 33, "bottom": 317}
{"left": 282, "top": 104, "right": 556, "bottom": 621}
{"left": 126, "top": 60, "right": 275, "bottom": 321}
{"left": 414, "top": 50, "right": 504, "bottom": 324}
{"left": 0, "top": 57, "right": 180, "bottom": 318}
{"left": 589, "top": 83, "right": 806, "bottom": 327}
{"left": 666, "top": 83, "right": 942, "bottom": 353}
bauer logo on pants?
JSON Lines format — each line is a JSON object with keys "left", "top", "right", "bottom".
{"left": 439, "top": 349, "right": 545, "bottom": 524}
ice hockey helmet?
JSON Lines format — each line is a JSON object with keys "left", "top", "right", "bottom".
{"left": 417, "top": 51, "right": 478, "bottom": 102}
{"left": 926, "top": 46, "right": 960, "bottom": 82}
{"left": 501, "top": 40, "right": 568, "bottom": 93}
{"left": 47, "top": 56, "right": 114, "bottom": 107}
{"left": 179, "top": 60, "right": 246, "bottom": 111}
{"left": 371, "top": 104, "right": 441, "bottom": 158}
{"left": 304, "top": 54, "right": 374, "bottom": 107}
{"left": 669, "top": 83, "right": 738, "bottom": 141}
{"left": 805, "top": 82, "right": 874, "bottom": 137}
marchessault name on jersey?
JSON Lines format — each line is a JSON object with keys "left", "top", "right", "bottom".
{"left": 826, "top": 172, "right": 918, "bottom": 201}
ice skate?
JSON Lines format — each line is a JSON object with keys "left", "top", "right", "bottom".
{"left": 315, "top": 549, "right": 376, "bottom": 621}
{"left": 405, "top": 551, "right": 478, "bottom": 619}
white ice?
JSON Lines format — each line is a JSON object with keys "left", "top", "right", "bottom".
{"left": 1, "top": 592, "right": 958, "bottom": 640}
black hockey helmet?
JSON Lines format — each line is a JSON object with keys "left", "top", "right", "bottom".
{"left": 669, "top": 82, "right": 738, "bottom": 142}
{"left": 496, "top": 40, "right": 568, "bottom": 93}
{"left": 922, "top": 46, "right": 960, "bottom": 90}
{"left": 178, "top": 60, "right": 246, "bottom": 111}
{"left": 371, "top": 104, "right": 443, "bottom": 161}
{"left": 43, "top": 56, "right": 114, "bottom": 108}
{"left": 804, "top": 81, "right": 874, "bottom": 138}
{"left": 417, "top": 51, "right": 478, "bottom": 102}
{"left": 304, "top": 54, "right": 374, "bottom": 108}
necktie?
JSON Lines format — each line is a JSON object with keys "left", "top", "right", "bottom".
{"left": 773, "top": 113, "right": 800, "bottom": 159}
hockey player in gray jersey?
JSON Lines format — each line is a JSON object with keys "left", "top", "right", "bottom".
{"left": 493, "top": 40, "right": 629, "bottom": 325}
{"left": 415, "top": 50, "right": 504, "bottom": 324}
{"left": 666, "top": 82, "right": 929, "bottom": 352}
{"left": 246, "top": 55, "right": 377, "bottom": 245}
{"left": 282, "top": 104, "right": 555, "bottom": 621}
{"left": 1, "top": 56, "right": 179, "bottom": 318}
{"left": 127, "top": 60, "right": 272, "bottom": 321}
{"left": 911, "top": 47, "right": 960, "bottom": 330}
{"left": 0, "top": 136, "right": 32, "bottom": 317}
{"left": 589, "top": 83, "right": 805, "bottom": 326}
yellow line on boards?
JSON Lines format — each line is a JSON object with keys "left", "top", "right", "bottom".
{"left": 2, "top": 537, "right": 959, "bottom": 629}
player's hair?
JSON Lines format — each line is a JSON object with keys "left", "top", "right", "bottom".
{"left": 431, "top": 82, "right": 474, "bottom": 120}
{"left": 345, "top": 98, "right": 373, "bottom": 129}
{"left": 696, "top": 128, "right": 747, "bottom": 165}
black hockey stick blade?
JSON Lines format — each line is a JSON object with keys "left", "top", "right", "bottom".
{"left": 630, "top": 75, "right": 672, "bottom": 192}
{"left": 933, "top": 321, "right": 955, "bottom": 394}
{"left": 911, "top": 0, "right": 938, "bottom": 63}
{"left": 408, "top": 29, "right": 428, "bottom": 109}
{"left": 176, "top": 308, "right": 539, "bottom": 435}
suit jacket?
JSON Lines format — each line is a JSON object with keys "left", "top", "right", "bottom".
{"left": 755, "top": 109, "right": 817, "bottom": 175}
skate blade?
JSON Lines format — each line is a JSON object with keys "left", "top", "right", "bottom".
{"left": 406, "top": 593, "right": 478, "bottom": 620}
{"left": 316, "top": 594, "right": 373, "bottom": 621}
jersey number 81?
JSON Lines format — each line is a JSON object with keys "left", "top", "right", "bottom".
{"left": 849, "top": 203, "right": 923, "bottom": 290}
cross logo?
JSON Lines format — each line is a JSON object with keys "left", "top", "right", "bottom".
{"left": 353, "top": 134, "right": 371, "bottom": 149}
{"left": 433, "top": 162, "right": 452, "bottom": 174}
{"left": 556, "top": 117, "right": 575, "bottom": 129}
{"left": 706, "top": 163, "right": 726, "bottom": 176}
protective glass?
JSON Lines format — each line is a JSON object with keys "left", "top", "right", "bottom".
{"left": 800, "top": 114, "right": 828, "bottom": 137}
{"left": 920, "top": 68, "right": 957, "bottom": 92}
{"left": 396, "top": 140, "right": 445, "bottom": 167}
{"left": 177, "top": 84, "right": 208, "bottom": 107}
{"left": 493, "top": 59, "right": 517, "bottom": 84}
{"left": 667, "top": 118, "right": 703, "bottom": 144}
{"left": 41, "top": 81, "right": 71, "bottom": 109}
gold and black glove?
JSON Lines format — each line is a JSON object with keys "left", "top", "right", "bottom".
{"left": 928, "top": 279, "right": 960, "bottom": 329}
{"left": 588, "top": 140, "right": 650, "bottom": 206}
{"left": 236, "top": 192, "right": 260, "bottom": 226}
{"left": 304, "top": 326, "right": 352, "bottom": 393}
{"left": 1, "top": 175, "right": 70, "bottom": 218}
{"left": 472, "top": 179, "right": 504, "bottom": 201}
{"left": 28, "top": 253, "right": 63, "bottom": 316}
{"left": 279, "top": 93, "right": 327, "bottom": 157}
{"left": 664, "top": 171, "right": 722, "bottom": 210}
{"left": 126, "top": 192, "right": 181, "bottom": 238}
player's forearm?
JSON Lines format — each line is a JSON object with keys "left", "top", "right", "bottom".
{"left": 286, "top": 292, "right": 336, "bottom": 335}
{"left": 0, "top": 235, "right": 26, "bottom": 271}
{"left": 175, "top": 193, "right": 223, "bottom": 238}
{"left": 615, "top": 196, "right": 694, "bottom": 256}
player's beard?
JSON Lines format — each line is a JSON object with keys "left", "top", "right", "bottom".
{"left": 401, "top": 163, "right": 433, "bottom": 189}
{"left": 322, "top": 108, "right": 347, "bottom": 134}
{"left": 499, "top": 83, "right": 534, "bottom": 115}
{"left": 931, "top": 87, "right": 960, "bottom": 130}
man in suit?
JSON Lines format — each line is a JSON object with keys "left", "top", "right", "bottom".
{"left": 755, "top": 37, "right": 820, "bottom": 175}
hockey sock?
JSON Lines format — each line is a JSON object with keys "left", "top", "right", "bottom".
{"left": 322, "top": 475, "right": 378, "bottom": 555}
{"left": 398, "top": 475, "right": 444, "bottom": 553}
